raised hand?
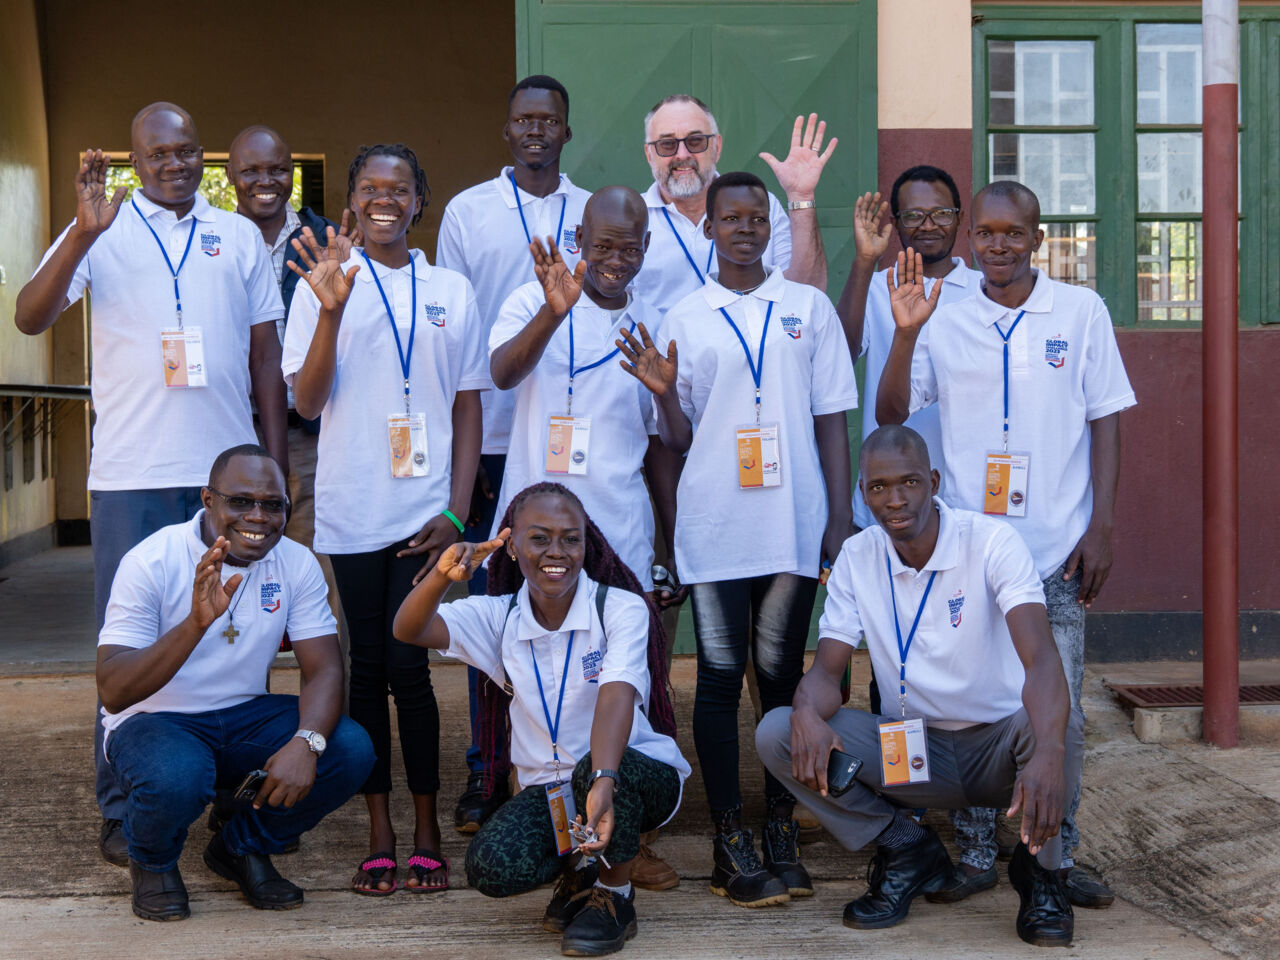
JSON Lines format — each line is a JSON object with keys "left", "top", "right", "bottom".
{"left": 853, "top": 191, "right": 893, "bottom": 264}
{"left": 288, "top": 225, "right": 359, "bottom": 312}
{"left": 190, "top": 537, "right": 243, "bottom": 631}
{"left": 530, "top": 235, "right": 585, "bottom": 317}
{"left": 759, "top": 114, "right": 838, "bottom": 203}
{"left": 327, "top": 208, "right": 363, "bottom": 263}
{"left": 886, "top": 248, "right": 942, "bottom": 334}
{"left": 617, "top": 322, "right": 677, "bottom": 396}
{"left": 434, "top": 529, "right": 511, "bottom": 582}
{"left": 73, "top": 149, "right": 127, "bottom": 237}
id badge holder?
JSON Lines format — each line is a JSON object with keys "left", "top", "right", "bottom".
{"left": 160, "top": 327, "right": 207, "bottom": 388}
{"left": 736, "top": 422, "right": 782, "bottom": 489}
{"left": 545, "top": 781, "right": 578, "bottom": 856}
{"left": 546, "top": 415, "right": 592, "bottom": 476}
{"left": 983, "top": 451, "right": 1031, "bottom": 517}
{"left": 878, "top": 717, "right": 931, "bottom": 786}
{"left": 387, "top": 413, "right": 429, "bottom": 478}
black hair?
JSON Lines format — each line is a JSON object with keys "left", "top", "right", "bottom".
{"left": 705, "top": 170, "right": 767, "bottom": 221}
{"left": 858, "top": 425, "right": 931, "bottom": 473}
{"left": 346, "top": 144, "right": 430, "bottom": 226}
{"left": 208, "top": 443, "right": 275, "bottom": 486}
{"left": 508, "top": 75, "right": 570, "bottom": 122}
{"left": 889, "top": 164, "right": 962, "bottom": 217}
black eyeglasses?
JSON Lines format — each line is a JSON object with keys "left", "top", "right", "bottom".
{"left": 646, "top": 133, "right": 717, "bottom": 157}
{"left": 206, "top": 487, "right": 289, "bottom": 514}
{"left": 896, "top": 207, "right": 960, "bottom": 229}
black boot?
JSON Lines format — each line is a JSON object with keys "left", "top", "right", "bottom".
{"left": 1008, "top": 843, "right": 1074, "bottom": 947}
{"left": 842, "top": 827, "right": 952, "bottom": 929}
{"left": 454, "top": 770, "right": 509, "bottom": 834}
{"left": 544, "top": 859, "right": 599, "bottom": 933}
{"left": 709, "top": 807, "right": 790, "bottom": 908}
{"left": 560, "top": 885, "right": 637, "bottom": 957}
{"left": 761, "top": 796, "right": 813, "bottom": 897}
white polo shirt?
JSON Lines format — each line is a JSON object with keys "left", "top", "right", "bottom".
{"left": 98, "top": 511, "right": 336, "bottom": 741}
{"left": 631, "top": 177, "right": 792, "bottom": 315}
{"left": 39, "top": 192, "right": 283, "bottom": 490}
{"left": 437, "top": 571, "right": 691, "bottom": 795}
{"left": 282, "top": 249, "right": 490, "bottom": 555}
{"left": 820, "top": 499, "right": 1045, "bottom": 725}
{"left": 489, "top": 283, "right": 665, "bottom": 590}
{"left": 908, "top": 270, "right": 1137, "bottom": 578}
{"left": 853, "top": 258, "right": 982, "bottom": 529}
{"left": 664, "top": 268, "right": 859, "bottom": 584}
{"left": 437, "top": 167, "right": 592, "bottom": 455}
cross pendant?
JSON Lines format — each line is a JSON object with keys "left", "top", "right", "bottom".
{"left": 223, "top": 622, "right": 239, "bottom": 644}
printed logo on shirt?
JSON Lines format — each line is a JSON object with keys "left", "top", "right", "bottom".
{"left": 424, "top": 302, "right": 447, "bottom": 328}
{"left": 780, "top": 314, "right": 803, "bottom": 340}
{"left": 200, "top": 232, "right": 222, "bottom": 257}
{"left": 947, "top": 589, "right": 965, "bottom": 628}
{"left": 581, "top": 648, "right": 603, "bottom": 683}
{"left": 561, "top": 227, "right": 581, "bottom": 255}
{"left": 1045, "top": 337, "right": 1069, "bottom": 369}
{"left": 260, "top": 576, "right": 283, "bottom": 613}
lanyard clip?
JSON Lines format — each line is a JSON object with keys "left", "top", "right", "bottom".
{"left": 403, "top": 380, "right": 412, "bottom": 416}
{"left": 567, "top": 377, "right": 574, "bottom": 417}
{"left": 754, "top": 388, "right": 762, "bottom": 425}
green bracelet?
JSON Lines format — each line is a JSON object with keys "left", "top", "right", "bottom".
{"left": 441, "top": 509, "right": 466, "bottom": 535}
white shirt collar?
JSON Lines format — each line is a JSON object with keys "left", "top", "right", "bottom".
{"left": 975, "top": 267, "right": 1055, "bottom": 327}
{"left": 493, "top": 166, "right": 575, "bottom": 209}
{"left": 513, "top": 570, "right": 595, "bottom": 642}
{"left": 700, "top": 265, "right": 786, "bottom": 310}
{"left": 880, "top": 497, "right": 960, "bottom": 576}
{"left": 353, "top": 247, "right": 432, "bottom": 284}
{"left": 131, "top": 189, "right": 217, "bottom": 224}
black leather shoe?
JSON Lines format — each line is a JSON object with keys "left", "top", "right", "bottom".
{"left": 1008, "top": 843, "right": 1074, "bottom": 947}
{"left": 544, "top": 861, "right": 599, "bottom": 933}
{"left": 761, "top": 816, "right": 813, "bottom": 897}
{"left": 1065, "top": 866, "right": 1115, "bottom": 908}
{"left": 203, "top": 832, "right": 303, "bottom": 910}
{"left": 710, "top": 827, "right": 790, "bottom": 907}
{"left": 99, "top": 818, "right": 129, "bottom": 867}
{"left": 129, "top": 860, "right": 190, "bottom": 921}
{"left": 560, "top": 885, "right": 637, "bottom": 957}
{"left": 924, "top": 862, "right": 998, "bottom": 903}
{"left": 454, "top": 771, "right": 509, "bottom": 834}
{"left": 842, "top": 828, "right": 952, "bottom": 929}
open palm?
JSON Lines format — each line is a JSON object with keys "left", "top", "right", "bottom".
{"left": 75, "top": 149, "right": 126, "bottom": 236}
{"left": 617, "top": 322, "right": 677, "bottom": 396}
{"left": 886, "top": 249, "right": 942, "bottom": 333}
{"left": 288, "top": 225, "right": 359, "bottom": 312}
{"left": 530, "top": 236, "right": 585, "bottom": 316}
{"left": 853, "top": 191, "right": 892, "bottom": 262}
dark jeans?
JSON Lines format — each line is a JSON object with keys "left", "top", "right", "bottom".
{"left": 90, "top": 486, "right": 205, "bottom": 820}
{"left": 107, "top": 694, "right": 373, "bottom": 872}
{"left": 330, "top": 538, "right": 440, "bottom": 795}
{"left": 465, "top": 453, "right": 508, "bottom": 776}
{"left": 689, "top": 573, "right": 818, "bottom": 812}
{"left": 465, "top": 748, "right": 681, "bottom": 898}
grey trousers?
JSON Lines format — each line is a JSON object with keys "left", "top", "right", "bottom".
{"left": 757, "top": 705, "right": 1085, "bottom": 871}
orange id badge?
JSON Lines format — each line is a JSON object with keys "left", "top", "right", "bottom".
{"left": 545, "top": 416, "right": 591, "bottom": 476}
{"left": 878, "top": 717, "right": 930, "bottom": 786}
{"left": 387, "top": 413, "right": 429, "bottom": 478}
{"left": 160, "top": 328, "right": 207, "bottom": 388}
{"left": 983, "top": 452, "right": 1030, "bottom": 517}
{"left": 736, "top": 423, "right": 781, "bottom": 489}
{"left": 545, "top": 781, "right": 578, "bottom": 856}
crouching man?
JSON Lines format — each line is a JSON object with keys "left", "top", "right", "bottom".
{"left": 755, "top": 425, "right": 1083, "bottom": 947}
{"left": 97, "top": 443, "right": 374, "bottom": 921}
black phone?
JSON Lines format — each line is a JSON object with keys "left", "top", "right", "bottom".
{"left": 826, "top": 748, "right": 863, "bottom": 797}
{"left": 233, "top": 769, "right": 269, "bottom": 802}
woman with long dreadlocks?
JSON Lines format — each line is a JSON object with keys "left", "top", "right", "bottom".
{"left": 393, "top": 482, "right": 688, "bottom": 958}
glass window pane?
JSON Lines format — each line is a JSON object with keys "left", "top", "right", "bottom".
{"left": 989, "top": 133, "right": 1096, "bottom": 215}
{"left": 988, "top": 40, "right": 1094, "bottom": 126}
{"left": 1137, "top": 132, "right": 1202, "bottom": 213}
{"left": 1033, "top": 222, "right": 1097, "bottom": 290}
{"left": 1137, "top": 24, "right": 1202, "bottom": 124}
{"left": 1137, "top": 221, "right": 1202, "bottom": 322}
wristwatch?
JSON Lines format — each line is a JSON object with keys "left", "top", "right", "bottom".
{"left": 588, "top": 768, "right": 620, "bottom": 791}
{"left": 787, "top": 199, "right": 816, "bottom": 211}
{"left": 294, "top": 729, "right": 327, "bottom": 756}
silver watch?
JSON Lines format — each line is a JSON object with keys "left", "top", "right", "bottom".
{"left": 295, "top": 729, "right": 327, "bottom": 756}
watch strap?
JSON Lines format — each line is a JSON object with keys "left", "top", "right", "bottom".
{"left": 589, "top": 768, "right": 620, "bottom": 789}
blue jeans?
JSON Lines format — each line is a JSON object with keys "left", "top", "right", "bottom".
{"left": 91, "top": 486, "right": 205, "bottom": 820}
{"left": 107, "top": 694, "right": 373, "bottom": 872}
{"left": 465, "top": 453, "right": 507, "bottom": 777}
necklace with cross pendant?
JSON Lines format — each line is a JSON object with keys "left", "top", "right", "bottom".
{"left": 222, "top": 622, "right": 240, "bottom": 644}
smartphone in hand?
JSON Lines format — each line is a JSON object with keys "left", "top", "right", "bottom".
{"left": 233, "top": 769, "right": 269, "bottom": 802}
{"left": 826, "top": 749, "right": 863, "bottom": 797}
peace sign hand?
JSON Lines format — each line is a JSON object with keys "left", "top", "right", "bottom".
{"left": 190, "top": 537, "right": 243, "bottom": 632}
{"left": 853, "top": 191, "right": 893, "bottom": 265}
{"left": 530, "top": 235, "right": 585, "bottom": 318}
{"left": 886, "top": 248, "right": 943, "bottom": 334}
{"left": 617, "top": 322, "right": 678, "bottom": 396}
{"left": 288, "top": 224, "right": 360, "bottom": 313}
{"left": 73, "top": 149, "right": 127, "bottom": 238}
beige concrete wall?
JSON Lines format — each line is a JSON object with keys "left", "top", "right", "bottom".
{"left": 879, "top": 0, "right": 973, "bottom": 130}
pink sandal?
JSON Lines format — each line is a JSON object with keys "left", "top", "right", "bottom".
{"left": 353, "top": 852, "right": 398, "bottom": 896}
{"left": 406, "top": 848, "right": 449, "bottom": 893}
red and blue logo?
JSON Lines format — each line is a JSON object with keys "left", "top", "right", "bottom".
{"left": 561, "top": 227, "right": 580, "bottom": 255}
{"left": 1045, "top": 337, "right": 1068, "bottom": 369}
{"left": 260, "top": 578, "right": 282, "bottom": 614}
{"left": 200, "top": 232, "right": 222, "bottom": 257}
{"left": 424, "top": 303, "right": 447, "bottom": 328}
{"left": 780, "top": 314, "right": 803, "bottom": 340}
{"left": 947, "top": 589, "right": 965, "bottom": 628}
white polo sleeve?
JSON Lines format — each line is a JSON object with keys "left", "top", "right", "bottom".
{"left": 37, "top": 222, "right": 92, "bottom": 303}
{"left": 489, "top": 282, "right": 542, "bottom": 356}
{"left": 907, "top": 325, "right": 940, "bottom": 413}
{"left": 243, "top": 228, "right": 286, "bottom": 325}
{"left": 1082, "top": 295, "right": 1137, "bottom": 421}
{"left": 280, "top": 282, "right": 319, "bottom": 384}
{"left": 456, "top": 280, "right": 493, "bottom": 391}
{"left": 769, "top": 193, "right": 793, "bottom": 271}
{"left": 98, "top": 549, "right": 165, "bottom": 651}
{"left": 596, "top": 587, "right": 651, "bottom": 706}
{"left": 817, "top": 538, "right": 865, "bottom": 649}
{"left": 283, "top": 549, "right": 338, "bottom": 643}
{"left": 638, "top": 308, "right": 665, "bottom": 436}
{"left": 985, "top": 522, "right": 1048, "bottom": 614}
{"left": 438, "top": 594, "right": 510, "bottom": 685}
{"left": 809, "top": 295, "right": 860, "bottom": 415}
{"left": 435, "top": 203, "right": 469, "bottom": 276}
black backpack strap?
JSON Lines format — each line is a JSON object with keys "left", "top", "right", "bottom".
{"left": 497, "top": 593, "right": 518, "bottom": 697}
{"left": 594, "top": 583, "right": 609, "bottom": 637}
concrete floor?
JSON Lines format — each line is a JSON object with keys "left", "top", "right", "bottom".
{"left": 1, "top": 547, "right": 1277, "bottom": 959}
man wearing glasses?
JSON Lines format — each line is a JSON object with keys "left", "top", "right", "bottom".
{"left": 96, "top": 444, "right": 373, "bottom": 922}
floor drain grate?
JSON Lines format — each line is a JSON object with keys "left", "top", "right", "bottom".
{"left": 1106, "top": 683, "right": 1280, "bottom": 709}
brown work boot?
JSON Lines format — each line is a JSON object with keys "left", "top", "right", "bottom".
{"left": 630, "top": 831, "right": 679, "bottom": 891}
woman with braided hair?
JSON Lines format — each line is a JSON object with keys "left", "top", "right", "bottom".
{"left": 393, "top": 482, "right": 688, "bottom": 957}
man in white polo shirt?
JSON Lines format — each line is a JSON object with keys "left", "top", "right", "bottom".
{"left": 756, "top": 425, "right": 1083, "bottom": 947}
{"left": 15, "top": 102, "right": 288, "bottom": 867}
{"left": 876, "top": 180, "right": 1137, "bottom": 908}
{"left": 97, "top": 444, "right": 373, "bottom": 922}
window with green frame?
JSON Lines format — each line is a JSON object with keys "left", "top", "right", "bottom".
{"left": 973, "top": 6, "right": 1276, "bottom": 326}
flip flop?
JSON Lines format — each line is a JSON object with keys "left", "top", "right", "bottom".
{"left": 353, "top": 852, "right": 398, "bottom": 896}
{"left": 405, "top": 848, "right": 449, "bottom": 893}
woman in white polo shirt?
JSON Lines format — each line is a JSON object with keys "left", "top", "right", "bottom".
{"left": 619, "top": 171, "right": 858, "bottom": 909}
{"left": 282, "top": 144, "right": 487, "bottom": 895}
{"left": 393, "top": 482, "right": 688, "bottom": 957}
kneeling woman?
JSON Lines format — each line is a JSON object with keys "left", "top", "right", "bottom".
{"left": 394, "top": 483, "right": 688, "bottom": 957}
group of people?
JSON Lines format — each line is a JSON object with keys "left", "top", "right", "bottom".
{"left": 14, "top": 70, "right": 1135, "bottom": 955}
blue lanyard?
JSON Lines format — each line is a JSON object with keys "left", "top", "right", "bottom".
{"left": 661, "top": 208, "right": 715, "bottom": 284}
{"left": 992, "top": 310, "right": 1026, "bottom": 453}
{"left": 717, "top": 300, "right": 773, "bottom": 425}
{"left": 884, "top": 551, "right": 937, "bottom": 717}
{"left": 529, "top": 630, "right": 576, "bottom": 770}
{"left": 132, "top": 199, "right": 197, "bottom": 329}
{"left": 360, "top": 250, "right": 417, "bottom": 415}
{"left": 510, "top": 173, "right": 567, "bottom": 247}
{"left": 566, "top": 308, "right": 636, "bottom": 416}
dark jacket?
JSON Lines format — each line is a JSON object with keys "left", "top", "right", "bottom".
{"left": 280, "top": 206, "right": 338, "bottom": 315}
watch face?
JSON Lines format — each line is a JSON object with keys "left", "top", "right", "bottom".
{"left": 310, "top": 732, "right": 327, "bottom": 753}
